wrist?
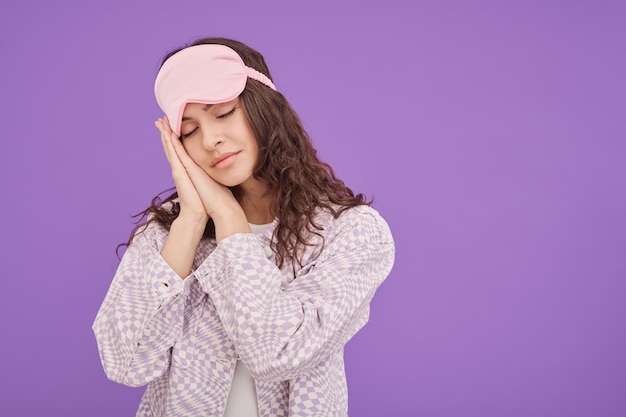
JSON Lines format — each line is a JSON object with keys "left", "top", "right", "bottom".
{"left": 172, "top": 213, "right": 208, "bottom": 235}
{"left": 211, "top": 209, "right": 250, "bottom": 244}
{"left": 210, "top": 206, "right": 246, "bottom": 225}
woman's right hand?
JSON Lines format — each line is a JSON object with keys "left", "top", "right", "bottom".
{"left": 156, "top": 117, "right": 209, "bottom": 278}
{"left": 155, "top": 117, "right": 208, "bottom": 224}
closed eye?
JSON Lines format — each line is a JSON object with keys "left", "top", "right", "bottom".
{"left": 180, "top": 127, "right": 197, "bottom": 140}
{"left": 180, "top": 105, "right": 237, "bottom": 139}
{"left": 217, "top": 106, "right": 237, "bottom": 119}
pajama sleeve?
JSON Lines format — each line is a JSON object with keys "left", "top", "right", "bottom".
{"left": 92, "top": 223, "right": 189, "bottom": 387}
{"left": 195, "top": 207, "right": 395, "bottom": 382}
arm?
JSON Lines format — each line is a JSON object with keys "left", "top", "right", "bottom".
{"left": 92, "top": 222, "right": 189, "bottom": 387}
{"left": 195, "top": 207, "right": 395, "bottom": 382}
{"left": 160, "top": 214, "right": 208, "bottom": 277}
{"left": 92, "top": 116, "right": 244, "bottom": 386}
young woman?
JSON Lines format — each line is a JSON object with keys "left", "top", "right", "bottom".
{"left": 93, "top": 37, "right": 395, "bottom": 417}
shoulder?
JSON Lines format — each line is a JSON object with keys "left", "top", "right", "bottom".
{"left": 137, "top": 200, "right": 178, "bottom": 242}
{"left": 128, "top": 216, "right": 170, "bottom": 253}
{"left": 316, "top": 204, "right": 394, "bottom": 246}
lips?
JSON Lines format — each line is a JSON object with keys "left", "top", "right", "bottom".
{"left": 210, "top": 151, "right": 240, "bottom": 168}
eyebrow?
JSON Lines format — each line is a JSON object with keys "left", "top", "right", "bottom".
{"left": 181, "top": 104, "right": 213, "bottom": 121}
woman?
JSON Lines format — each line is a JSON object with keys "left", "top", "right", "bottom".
{"left": 93, "top": 37, "right": 395, "bottom": 417}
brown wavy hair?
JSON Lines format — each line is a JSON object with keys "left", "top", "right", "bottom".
{"left": 120, "top": 37, "right": 370, "bottom": 270}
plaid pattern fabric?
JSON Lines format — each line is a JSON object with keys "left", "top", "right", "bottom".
{"left": 93, "top": 206, "right": 395, "bottom": 416}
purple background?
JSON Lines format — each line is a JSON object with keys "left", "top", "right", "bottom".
{"left": 1, "top": 1, "right": 625, "bottom": 416}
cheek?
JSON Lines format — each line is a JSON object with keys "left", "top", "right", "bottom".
{"left": 242, "top": 130, "right": 259, "bottom": 155}
{"left": 182, "top": 141, "right": 205, "bottom": 163}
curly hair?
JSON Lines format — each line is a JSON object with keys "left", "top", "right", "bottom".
{"left": 120, "top": 37, "right": 370, "bottom": 271}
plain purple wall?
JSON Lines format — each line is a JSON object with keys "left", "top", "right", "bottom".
{"left": 1, "top": 1, "right": 624, "bottom": 416}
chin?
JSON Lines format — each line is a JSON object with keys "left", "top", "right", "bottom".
{"left": 205, "top": 167, "right": 255, "bottom": 188}
{"left": 209, "top": 174, "right": 249, "bottom": 188}
{"left": 219, "top": 180, "right": 243, "bottom": 188}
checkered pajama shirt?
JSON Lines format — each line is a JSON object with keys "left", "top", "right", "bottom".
{"left": 93, "top": 205, "right": 395, "bottom": 416}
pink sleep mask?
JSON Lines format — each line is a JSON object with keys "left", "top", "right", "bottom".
{"left": 154, "top": 44, "right": 277, "bottom": 136}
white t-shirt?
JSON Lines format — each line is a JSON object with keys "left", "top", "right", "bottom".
{"left": 223, "top": 222, "right": 272, "bottom": 417}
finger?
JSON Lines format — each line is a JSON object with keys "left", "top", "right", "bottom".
{"left": 163, "top": 115, "right": 174, "bottom": 135}
{"left": 168, "top": 130, "right": 205, "bottom": 177}
{"left": 160, "top": 124, "right": 201, "bottom": 192}
{"left": 169, "top": 136, "right": 222, "bottom": 200}
{"left": 156, "top": 118, "right": 177, "bottom": 166}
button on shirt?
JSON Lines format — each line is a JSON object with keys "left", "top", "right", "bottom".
{"left": 92, "top": 206, "right": 395, "bottom": 417}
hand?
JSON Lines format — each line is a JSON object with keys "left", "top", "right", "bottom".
{"left": 155, "top": 117, "right": 248, "bottom": 237}
{"left": 155, "top": 117, "right": 207, "bottom": 223}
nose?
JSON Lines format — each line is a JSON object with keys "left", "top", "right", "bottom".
{"left": 201, "top": 126, "right": 224, "bottom": 150}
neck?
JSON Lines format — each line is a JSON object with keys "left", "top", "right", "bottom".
{"left": 238, "top": 180, "right": 274, "bottom": 224}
